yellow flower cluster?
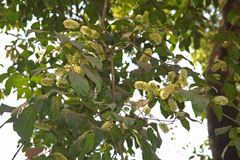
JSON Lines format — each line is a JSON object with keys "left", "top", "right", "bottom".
{"left": 51, "top": 96, "right": 61, "bottom": 112}
{"left": 134, "top": 81, "right": 149, "bottom": 91}
{"left": 142, "top": 11, "right": 149, "bottom": 24}
{"left": 34, "top": 120, "right": 53, "bottom": 131}
{"left": 148, "top": 81, "right": 158, "bottom": 91}
{"left": 101, "top": 121, "right": 113, "bottom": 131}
{"left": 41, "top": 73, "right": 56, "bottom": 86}
{"left": 168, "top": 97, "right": 178, "bottom": 111}
{"left": 201, "top": 85, "right": 211, "bottom": 94}
{"left": 55, "top": 67, "right": 67, "bottom": 76}
{"left": 67, "top": 52, "right": 81, "bottom": 65}
{"left": 57, "top": 77, "right": 70, "bottom": 88}
{"left": 213, "top": 95, "right": 228, "bottom": 105}
{"left": 160, "top": 84, "right": 177, "bottom": 100}
{"left": 139, "top": 48, "right": 152, "bottom": 63}
{"left": 85, "top": 41, "right": 105, "bottom": 60}
{"left": 149, "top": 32, "right": 162, "bottom": 44}
{"left": 142, "top": 106, "right": 151, "bottom": 115}
{"left": 135, "top": 14, "right": 143, "bottom": 23}
{"left": 63, "top": 19, "right": 79, "bottom": 29}
{"left": 159, "top": 123, "right": 169, "bottom": 133}
{"left": 211, "top": 60, "right": 227, "bottom": 72}
{"left": 80, "top": 26, "right": 100, "bottom": 39}
{"left": 54, "top": 152, "right": 68, "bottom": 160}
{"left": 167, "top": 71, "right": 177, "bottom": 83}
{"left": 73, "top": 64, "right": 85, "bottom": 76}
{"left": 179, "top": 69, "right": 188, "bottom": 88}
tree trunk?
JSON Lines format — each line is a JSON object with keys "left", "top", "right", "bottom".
{"left": 206, "top": 0, "right": 240, "bottom": 159}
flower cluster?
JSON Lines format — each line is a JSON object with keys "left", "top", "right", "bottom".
{"left": 51, "top": 96, "right": 61, "bottom": 112}
{"left": 55, "top": 67, "right": 67, "bottom": 76}
{"left": 201, "top": 85, "right": 211, "bottom": 94}
{"left": 148, "top": 81, "right": 158, "bottom": 91}
{"left": 168, "top": 97, "right": 178, "bottom": 111}
{"left": 167, "top": 71, "right": 177, "bottom": 83}
{"left": 212, "top": 74, "right": 220, "bottom": 80}
{"left": 34, "top": 120, "right": 53, "bottom": 131}
{"left": 85, "top": 41, "right": 105, "bottom": 60}
{"left": 57, "top": 77, "right": 70, "bottom": 88}
{"left": 211, "top": 59, "right": 227, "bottom": 72}
{"left": 142, "top": 106, "right": 151, "bottom": 115}
{"left": 73, "top": 64, "right": 85, "bottom": 76}
{"left": 134, "top": 81, "right": 149, "bottom": 91}
{"left": 142, "top": 11, "right": 149, "bottom": 24}
{"left": 63, "top": 19, "right": 79, "bottom": 29}
{"left": 179, "top": 69, "right": 188, "bottom": 88}
{"left": 80, "top": 26, "right": 100, "bottom": 39}
{"left": 213, "top": 95, "right": 228, "bottom": 105}
{"left": 139, "top": 48, "right": 152, "bottom": 63}
{"left": 41, "top": 73, "right": 56, "bottom": 86}
{"left": 159, "top": 123, "right": 169, "bottom": 133}
{"left": 149, "top": 32, "right": 162, "bottom": 44}
{"left": 101, "top": 121, "right": 113, "bottom": 131}
{"left": 160, "top": 84, "right": 177, "bottom": 100}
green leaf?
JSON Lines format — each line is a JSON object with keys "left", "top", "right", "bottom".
{"left": 34, "top": 94, "right": 50, "bottom": 118}
{"left": 70, "top": 131, "right": 89, "bottom": 159}
{"left": 228, "top": 45, "right": 240, "bottom": 60}
{"left": 0, "top": 103, "right": 15, "bottom": 115}
{"left": 180, "top": 118, "right": 190, "bottom": 131}
{"left": 155, "top": 46, "right": 171, "bottom": 57}
{"left": 90, "top": 124, "right": 109, "bottom": 140}
{"left": 178, "top": 89, "right": 194, "bottom": 103}
{"left": 215, "top": 125, "right": 231, "bottom": 136}
{"left": 78, "top": 133, "right": 95, "bottom": 160}
{"left": 82, "top": 53, "right": 103, "bottom": 71}
{"left": 147, "top": 128, "right": 159, "bottom": 151}
{"left": 192, "top": 95, "right": 209, "bottom": 117}
{"left": 0, "top": 73, "right": 9, "bottom": 83}
{"left": 30, "top": 67, "right": 48, "bottom": 79}
{"left": 0, "top": 117, "right": 13, "bottom": 129}
{"left": 111, "top": 19, "right": 130, "bottom": 26}
{"left": 193, "top": 76, "right": 208, "bottom": 85}
{"left": 235, "top": 138, "right": 240, "bottom": 151}
{"left": 5, "top": 77, "right": 13, "bottom": 95}
{"left": 142, "top": 141, "right": 160, "bottom": 160}
{"left": 80, "top": 65, "right": 102, "bottom": 93}
{"left": 109, "top": 125, "right": 124, "bottom": 142}
{"left": 212, "top": 31, "right": 235, "bottom": 42}
{"left": 209, "top": 102, "right": 223, "bottom": 122}
{"left": 221, "top": 143, "right": 230, "bottom": 159}
{"left": 16, "top": 105, "right": 37, "bottom": 140}
{"left": 136, "top": 61, "right": 152, "bottom": 74}
{"left": 115, "top": 85, "right": 130, "bottom": 100}
{"left": 88, "top": 153, "right": 101, "bottom": 160}
{"left": 112, "top": 112, "right": 136, "bottom": 128}
{"left": 206, "top": 75, "right": 222, "bottom": 85}
{"left": 69, "top": 40, "right": 84, "bottom": 50}
{"left": 65, "top": 111, "right": 86, "bottom": 131}
{"left": 69, "top": 71, "right": 89, "bottom": 96}
{"left": 102, "top": 153, "right": 111, "bottom": 160}
{"left": 54, "top": 30, "right": 69, "bottom": 44}
{"left": 224, "top": 82, "right": 236, "bottom": 102}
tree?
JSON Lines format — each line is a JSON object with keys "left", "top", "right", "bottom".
{"left": 0, "top": 0, "right": 240, "bottom": 159}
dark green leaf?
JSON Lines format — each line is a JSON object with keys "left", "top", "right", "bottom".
{"left": 112, "top": 112, "right": 136, "bottom": 128}
{"left": 0, "top": 103, "right": 15, "bottom": 115}
{"left": 102, "top": 153, "right": 111, "bottom": 160}
{"left": 235, "top": 138, "right": 240, "bottom": 151}
{"left": 142, "top": 141, "right": 160, "bottom": 160}
{"left": 69, "top": 40, "right": 84, "bottom": 50}
{"left": 192, "top": 95, "right": 209, "bottom": 117}
{"left": 70, "top": 131, "right": 89, "bottom": 159}
{"left": 147, "top": 128, "right": 159, "bottom": 151}
{"left": 82, "top": 53, "right": 103, "bottom": 71}
{"left": 155, "top": 46, "right": 171, "bottom": 57}
{"left": 215, "top": 125, "right": 231, "bottom": 136}
{"left": 136, "top": 61, "right": 152, "bottom": 74}
{"left": 69, "top": 71, "right": 89, "bottom": 96}
{"left": 5, "top": 77, "right": 13, "bottom": 95}
{"left": 16, "top": 105, "right": 37, "bottom": 140}
{"left": 90, "top": 124, "right": 109, "bottom": 140}
{"left": 54, "top": 30, "right": 69, "bottom": 44}
{"left": 193, "top": 76, "right": 208, "bottom": 85}
{"left": 34, "top": 94, "right": 50, "bottom": 118}
{"left": 65, "top": 111, "right": 86, "bottom": 131}
{"left": 209, "top": 102, "right": 223, "bottom": 122}
{"left": 178, "top": 89, "right": 194, "bottom": 103}
{"left": 78, "top": 133, "right": 95, "bottom": 160}
{"left": 88, "top": 153, "right": 101, "bottom": 160}
{"left": 115, "top": 85, "right": 130, "bottom": 100}
{"left": 224, "top": 82, "right": 236, "bottom": 102}
{"left": 80, "top": 65, "right": 102, "bottom": 93}
{"left": 180, "top": 118, "right": 190, "bottom": 131}
{"left": 206, "top": 75, "right": 222, "bottom": 85}
{"left": 228, "top": 45, "right": 240, "bottom": 60}
{"left": 111, "top": 19, "right": 130, "bottom": 26}
{"left": 109, "top": 125, "right": 124, "bottom": 142}
{"left": 30, "top": 67, "right": 48, "bottom": 79}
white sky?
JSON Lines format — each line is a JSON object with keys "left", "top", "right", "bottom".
{"left": 0, "top": 31, "right": 212, "bottom": 159}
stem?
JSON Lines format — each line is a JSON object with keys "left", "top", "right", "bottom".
{"left": 117, "top": 140, "right": 124, "bottom": 160}
{"left": 101, "top": 0, "right": 109, "bottom": 28}
{"left": 110, "top": 54, "right": 116, "bottom": 103}
{"left": 12, "top": 141, "right": 25, "bottom": 160}
{"left": 223, "top": 113, "right": 240, "bottom": 125}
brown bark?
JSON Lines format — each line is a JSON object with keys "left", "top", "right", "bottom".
{"left": 206, "top": 0, "right": 240, "bottom": 159}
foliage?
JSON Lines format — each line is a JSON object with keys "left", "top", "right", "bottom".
{"left": 1, "top": 0, "right": 240, "bottom": 159}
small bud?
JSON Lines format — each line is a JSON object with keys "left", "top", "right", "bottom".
{"left": 142, "top": 11, "right": 149, "bottom": 24}
{"left": 147, "top": 92, "right": 153, "bottom": 100}
{"left": 159, "top": 123, "right": 169, "bottom": 133}
{"left": 201, "top": 85, "right": 211, "bottom": 94}
{"left": 213, "top": 95, "right": 228, "bottom": 105}
{"left": 219, "top": 61, "right": 227, "bottom": 71}
{"left": 167, "top": 71, "right": 177, "bottom": 83}
{"left": 222, "top": 41, "right": 231, "bottom": 48}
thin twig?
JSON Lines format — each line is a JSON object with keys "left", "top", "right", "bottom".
{"left": 109, "top": 54, "right": 116, "bottom": 103}
{"left": 117, "top": 140, "right": 124, "bottom": 160}
{"left": 223, "top": 113, "right": 240, "bottom": 125}
{"left": 12, "top": 141, "right": 26, "bottom": 160}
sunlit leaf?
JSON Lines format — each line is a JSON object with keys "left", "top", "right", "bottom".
{"left": 69, "top": 71, "right": 89, "bottom": 96}
{"left": 192, "top": 95, "right": 209, "bottom": 117}
{"left": 78, "top": 133, "right": 95, "bottom": 159}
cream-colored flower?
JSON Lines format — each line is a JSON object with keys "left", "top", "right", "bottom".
{"left": 72, "top": 65, "right": 85, "bottom": 76}
{"left": 149, "top": 32, "right": 162, "bottom": 44}
{"left": 160, "top": 84, "right": 177, "bottom": 100}
{"left": 101, "top": 121, "right": 113, "bottom": 131}
{"left": 135, "top": 14, "right": 143, "bottom": 23}
{"left": 168, "top": 97, "right": 178, "bottom": 111}
{"left": 159, "top": 123, "right": 169, "bottom": 133}
{"left": 148, "top": 81, "right": 158, "bottom": 91}
{"left": 80, "top": 26, "right": 100, "bottom": 39}
{"left": 167, "top": 71, "right": 177, "bottom": 83}
{"left": 142, "top": 106, "right": 151, "bottom": 115}
{"left": 41, "top": 78, "right": 55, "bottom": 86}
{"left": 63, "top": 19, "right": 79, "bottom": 29}
{"left": 134, "top": 81, "right": 149, "bottom": 91}
{"left": 213, "top": 95, "right": 228, "bottom": 105}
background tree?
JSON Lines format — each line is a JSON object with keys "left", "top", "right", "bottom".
{"left": 0, "top": 0, "right": 240, "bottom": 159}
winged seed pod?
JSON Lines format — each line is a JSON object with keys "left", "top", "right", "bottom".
{"left": 63, "top": 19, "right": 79, "bottom": 29}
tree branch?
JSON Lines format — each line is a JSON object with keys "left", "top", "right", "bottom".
{"left": 101, "top": 0, "right": 109, "bottom": 28}
{"left": 12, "top": 141, "right": 26, "bottom": 160}
{"left": 223, "top": 113, "right": 240, "bottom": 125}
